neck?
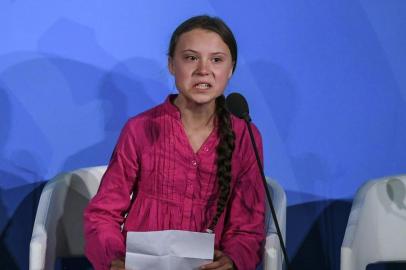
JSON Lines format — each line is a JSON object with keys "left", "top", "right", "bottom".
{"left": 173, "top": 95, "right": 216, "bottom": 130}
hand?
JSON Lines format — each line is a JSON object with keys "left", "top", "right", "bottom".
{"left": 200, "top": 249, "right": 234, "bottom": 270}
{"left": 110, "top": 258, "right": 125, "bottom": 270}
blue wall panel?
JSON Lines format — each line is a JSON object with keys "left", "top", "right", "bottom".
{"left": 1, "top": 1, "right": 405, "bottom": 269}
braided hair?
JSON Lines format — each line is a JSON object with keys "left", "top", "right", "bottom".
{"left": 168, "top": 15, "right": 237, "bottom": 231}
{"left": 207, "top": 95, "right": 235, "bottom": 231}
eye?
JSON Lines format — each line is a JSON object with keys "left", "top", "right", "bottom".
{"left": 185, "top": 55, "right": 198, "bottom": 61}
{"left": 212, "top": 57, "right": 223, "bottom": 63}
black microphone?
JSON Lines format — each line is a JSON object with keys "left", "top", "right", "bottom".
{"left": 225, "top": 92, "right": 290, "bottom": 270}
{"left": 225, "top": 92, "right": 251, "bottom": 121}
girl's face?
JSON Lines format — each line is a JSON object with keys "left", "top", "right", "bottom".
{"left": 168, "top": 28, "right": 234, "bottom": 107}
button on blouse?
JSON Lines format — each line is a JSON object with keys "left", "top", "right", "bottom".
{"left": 84, "top": 94, "right": 265, "bottom": 270}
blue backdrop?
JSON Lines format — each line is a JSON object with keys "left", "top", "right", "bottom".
{"left": 1, "top": 1, "right": 405, "bottom": 269}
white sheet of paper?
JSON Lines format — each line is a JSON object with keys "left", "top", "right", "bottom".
{"left": 125, "top": 230, "right": 215, "bottom": 270}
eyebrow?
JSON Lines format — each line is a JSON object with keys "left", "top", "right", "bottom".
{"left": 181, "top": 49, "right": 228, "bottom": 56}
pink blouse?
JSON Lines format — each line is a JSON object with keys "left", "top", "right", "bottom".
{"left": 84, "top": 95, "right": 266, "bottom": 270}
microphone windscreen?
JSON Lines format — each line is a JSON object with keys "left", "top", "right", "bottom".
{"left": 225, "top": 92, "right": 249, "bottom": 119}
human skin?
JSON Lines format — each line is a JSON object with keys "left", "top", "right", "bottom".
{"left": 110, "top": 28, "right": 235, "bottom": 270}
{"left": 169, "top": 28, "right": 234, "bottom": 153}
{"left": 168, "top": 28, "right": 234, "bottom": 114}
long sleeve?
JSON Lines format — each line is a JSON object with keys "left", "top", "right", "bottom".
{"left": 221, "top": 123, "right": 266, "bottom": 270}
{"left": 83, "top": 120, "right": 139, "bottom": 270}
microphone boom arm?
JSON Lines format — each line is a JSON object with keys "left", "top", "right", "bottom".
{"left": 243, "top": 116, "right": 291, "bottom": 270}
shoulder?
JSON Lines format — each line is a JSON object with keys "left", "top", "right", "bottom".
{"left": 117, "top": 102, "right": 170, "bottom": 147}
{"left": 231, "top": 115, "right": 262, "bottom": 146}
{"left": 124, "top": 102, "right": 167, "bottom": 130}
{"left": 230, "top": 115, "right": 263, "bottom": 165}
{"left": 229, "top": 116, "right": 264, "bottom": 183}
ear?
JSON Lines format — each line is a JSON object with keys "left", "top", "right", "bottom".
{"left": 168, "top": 57, "right": 175, "bottom": 75}
{"left": 227, "top": 64, "right": 234, "bottom": 79}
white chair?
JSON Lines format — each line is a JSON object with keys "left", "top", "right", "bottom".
{"left": 261, "top": 179, "right": 287, "bottom": 270}
{"left": 29, "top": 166, "right": 106, "bottom": 270}
{"left": 30, "top": 166, "right": 286, "bottom": 270}
{"left": 341, "top": 175, "right": 406, "bottom": 270}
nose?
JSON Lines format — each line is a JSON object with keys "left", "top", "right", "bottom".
{"left": 196, "top": 59, "right": 210, "bottom": 75}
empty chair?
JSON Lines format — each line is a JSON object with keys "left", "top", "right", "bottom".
{"left": 29, "top": 166, "right": 106, "bottom": 270}
{"left": 262, "top": 178, "right": 287, "bottom": 270}
{"left": 341, "top": 175, "right": 406, "bottom": 270}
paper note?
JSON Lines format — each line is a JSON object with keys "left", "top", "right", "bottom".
{"left": 125, "top": 230, "right": 215, "bottom": 270}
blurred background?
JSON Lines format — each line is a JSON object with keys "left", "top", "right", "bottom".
{"left": 1, "top": 1, "right": 405, "bottom": 269}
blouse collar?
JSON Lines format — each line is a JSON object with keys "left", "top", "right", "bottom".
{"left": 162, "top": 94, "right": 220, "bottom": 132}
{"left": 163, "top": 94, "right": 182, "bottom": 120}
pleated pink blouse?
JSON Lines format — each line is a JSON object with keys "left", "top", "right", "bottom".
{"left": 84, "top": 95, "right": 265, "bottom": 270}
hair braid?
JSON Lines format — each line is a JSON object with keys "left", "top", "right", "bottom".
{"left": 167, "top": 15, "right": 238, "bottom": 232}
{"left": 208, "top": 95, "right": 235, "bottom": 232}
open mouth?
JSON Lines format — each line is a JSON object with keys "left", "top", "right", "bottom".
{"left": 194, "top": 83, "right": 212, "bottom": 89}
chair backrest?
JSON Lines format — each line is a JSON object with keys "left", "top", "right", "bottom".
{"left": 56, "top": 166, "right": 107, "bottom": 256}
{"left": 341, "top": 175, "right": 406, "bottom": 269}
{"left": 259, "top": 178, "right": 287, "bottom": 270}
{"left": 30, "top": 166, "right": 106, "bottom": 270}
{"left": 266, "top": 179, "right": 287, "bottom": 239}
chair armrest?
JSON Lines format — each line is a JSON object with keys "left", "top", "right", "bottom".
{"left": 30, "top": 226, "right": 47, "bottom": 270}
{"left": 29, "top": 181, "right": 58, "bottom": 270}
{"left": 29, "top": 166, "right": 106, "bottom": 270}
{"left": 340, "top": 180, "right": 377, "bottom": 270}
{"left": 267, "top": 179, "right": 287, "bottom": 240}
{"left": 264, "top": 233, "right": 282, "bottom": 270}
{"left": 263, "top": 179, "right": 286, "bottom": 270}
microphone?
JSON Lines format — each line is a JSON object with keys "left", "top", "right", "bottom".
{"left": 225, "top": 92, "right": 251, "bottom": 121}
{"left": 225, "top": 92, "right": 290, "bottom": 270}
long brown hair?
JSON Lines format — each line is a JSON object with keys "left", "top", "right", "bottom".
{"left": 168, "top": 15, "right": 237, "bottom": 231}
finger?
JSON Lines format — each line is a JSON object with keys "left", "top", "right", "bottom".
{"left": 216, "top": 264, "right": 234, "bottom": 270}
{"left": 214, "top": 255, "right": 234, "bottom": 270}
{"left": 111, "top": 266, "right": 126, "bottom": 270}
{"left": 110, "top": 259, "right": 125, "bottom": 268}
{"left": 201, "top": 261, "right": 233, "bottom": 270}
{"left": 200, "top": 260, "right": 223, "bottom": 269}
{"left": 214, "top": 249, "right": 223, "bottom": 260}
{"left": 202, "top": 250, "right": 224, "bottom": 269}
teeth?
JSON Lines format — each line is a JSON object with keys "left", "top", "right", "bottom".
{"left": 195, "top": 83, "right": 210, "bottom": 89}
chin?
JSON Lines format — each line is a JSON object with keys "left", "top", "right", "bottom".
{"left": 189, "top": 94, "right": 219, "bottom": 105}
{"left": 191, "top": 98, "right": 216, "bottom": 106}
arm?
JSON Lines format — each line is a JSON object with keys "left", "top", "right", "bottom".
{"left": 221, "top": 124, "right": 266, "bottom": 270}
{"left": 83, "top": 121, "right": 139, "bottom": 270}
